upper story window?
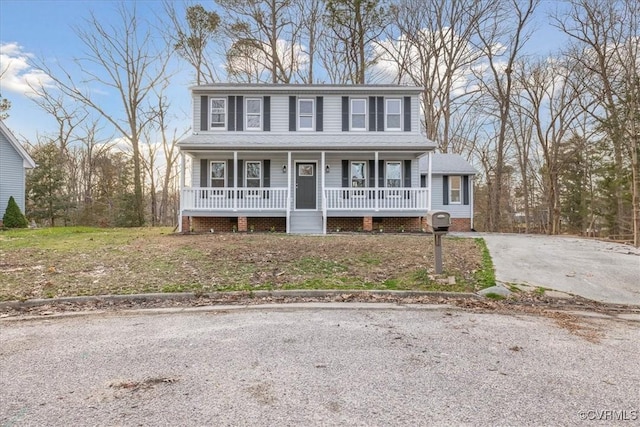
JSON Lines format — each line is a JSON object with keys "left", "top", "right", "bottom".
{"left": 449, "top": 175, "right": 462, "bottom": 204}
{"left": 386, "top": 99, "right": 401, "bottom": 130}
{"left": 386, "top": 161, "right": 402, "bottom": 187}
{"left": 210, "top": 98, "right": 226, "bottom": 130}
{"left": 210, "top": 161, "right": 226, "bottom": 187}
{"left": 298, "top": 99, "right": 314, "bottom": 130}
{"left": 351, "top": 99, "right": 366, "bottom": 130}
{"left": 246, "top": 98, "right": 262, "bottom": 130}
{"left": 246, "top": 161, "right": 262, "bottom": 188}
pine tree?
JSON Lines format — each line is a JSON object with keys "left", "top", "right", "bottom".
{"left": 2, "top": 196, "right": 28, "bottom": 228}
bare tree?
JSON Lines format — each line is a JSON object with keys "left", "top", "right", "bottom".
{"left": 554, "top": 0, "right": 640, "bottom": 246}
{"left": 163, "top": 2, "right": 221, "bottom": 84}
{"left": 30, "top": 3, "right": 173, "bottom": 226}
{"left": 381, "top": 0, "right": 490, "bottom": 151}
{"left": 472, "top": 0, "right": 539, "bottom": 232}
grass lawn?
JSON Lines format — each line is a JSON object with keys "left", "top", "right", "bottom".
{"left": 0, "top": 227, "right": 495, "bottom": 301}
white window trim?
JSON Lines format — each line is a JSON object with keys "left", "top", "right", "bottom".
{"left": 210, "top": 98, "right": 226, "bottom": 130}
{"left": 385, "top": 99, "right": 402, "bottom": 131}
{"left": 351, "top": 98, "right": 367, "bottom": 131}
{"left": 449, "top": 175, "right": 462, "bottom": 204}
{"left": 210, "top": 161, "right": 226, "bottom": 196}
{"left": 245, "top": 98, "right": 262, "bottom": 131}
{"left": 385, "top": 161, "right": 402, "bottom": 197}
{"left": 298, "top": 98, "right": 315, "bottom": 131}
{"left": 350, "top": 160, "right": 367, "bottom": 197}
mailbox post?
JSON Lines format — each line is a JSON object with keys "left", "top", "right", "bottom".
{"left": 426, "top": 211, "right": 451, "bottom": 274}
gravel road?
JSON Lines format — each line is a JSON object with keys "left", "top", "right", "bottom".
{"left": 2, "top": 304, "right": 639, "bottom": 426}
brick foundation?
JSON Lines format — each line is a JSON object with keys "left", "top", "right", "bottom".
{"left": 328, "top": 216, "right": 426, "bottom": 233}
{"left": 450, "top": 218, "right": 471, "bottom": 232}
{"left": 188, "top": 216, "right": 286, "bottom": 233}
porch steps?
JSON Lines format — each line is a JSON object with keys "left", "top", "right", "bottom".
{"left": 289, "top": 211, "right": 324, "bottom": 234}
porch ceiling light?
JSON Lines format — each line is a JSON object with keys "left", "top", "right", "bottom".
{"left": 282, "top": 164, "right": 287, "bottom": 173}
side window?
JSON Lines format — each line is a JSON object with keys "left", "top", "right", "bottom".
{"left": 386, "top": 99, "right": 401, "bottom": 130}
{"left": 210, "top": 161, "right": 226, "bottom": 187}
{"left": 351, "top": 99, "right": 366, "bottom": 130}
{"left": 298, "top": 99, "right": 314, "bottom": 130}
{"left": 449, "top": 175, "right": 462, "bottom": 204}
{"left": 210, "top": 98, "right": 226, "bottom": 129}
{"left": 245, "top": 161, "right": 262, "bottom": 188}
{"left": 246, "top": 98, "right": 262, "bottom": 130}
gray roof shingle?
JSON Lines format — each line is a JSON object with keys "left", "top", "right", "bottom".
{"left": 419, "top": 153, "right": 477, "bottom": 174}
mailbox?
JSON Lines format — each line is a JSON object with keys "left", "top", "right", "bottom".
{"left": 426, "top": 210, "right": 451, "bottom": 232}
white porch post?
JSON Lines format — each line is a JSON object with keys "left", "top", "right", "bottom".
{"left": 321, "top": 151, "right": 326, "bottom": 234}
{"left": 233, "top": 151, "right": 238, "bottom": 211}
{"left": 470, "top": 175, "right": 474, "bottom": 230}
{"left": 286, "top": 151, "right": 292, "bottom": 233}
{"left": 428, "top": 151, "right": 433, "bottom": 211}
{"left": 179, "top": 152, "right": 186, "bottom": 232}
{"left": 374, "top": 151, "right": 379, "bottom": 211}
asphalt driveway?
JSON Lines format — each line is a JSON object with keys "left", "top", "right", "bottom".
{"left": 473, "top": 233, "right": 640, "bottom": 305}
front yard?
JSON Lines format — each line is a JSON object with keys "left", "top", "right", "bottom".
{"left": 0, "top": 227, "right": 493, "bottom": 301}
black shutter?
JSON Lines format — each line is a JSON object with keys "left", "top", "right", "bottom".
{"left": 403, "top": 160, "right": 412, "bottom": 199}
{"left": 368, "top": 160, "right": 376, "bottom": 199}
{"left": 237, "top": 160, "right": 244, "bottom": 199}
{"left": 263, "top": 159, "right": 270, "bottom": 199}
{"left": 227, "top": 159, "right": 235, "bottom": 199}
{"left": 263, "top": 96, "right": 271, "bottom": 131}
{"left": 404, "top": 96, "right": 411, "bottom": 131}
{"left": 236, "top": 95, "right": 243, "bottom": 131}
{"left": 443, "top": 176, "right": 449, "bottom": 205}
{"left": 341, "top": 96, "right": 349, "bottom": 131}
{"left": 369, "top": 96, "right": 376, "bottom": 131}
{"left": 378, "top": 160, "right": 385, "bottom": 187}
{"left": 342, "top": 159, "right": 349, "bottom": 199}
{"left": 316, "top": 96, "right": 323, "bottom": 131}
{"left": 421, "top": 175, "right": 426, "bottom": 188}
{"left": 376, "top": 97, "right": 384, "bottom": 131}
{"left": 404, "top": 160, "right": 411, "bottom": 187}
{"left": 289, "top": 96, "right": 297, "bottom": 131}
{"left": 200, "top": 159, "right": 209, "bottom": 187}
{"left": 200, "top": 96, "right": 208, "bottom": 131}
{"left": 463, "top": 175, "right": 470, "bottom": 205}
{"left": 228, "top": 96, "right": 236, "bottom": 131}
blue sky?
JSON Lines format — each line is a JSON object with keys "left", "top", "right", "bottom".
{"left": 1, "top": 0, "right": 567, "bottom": 145}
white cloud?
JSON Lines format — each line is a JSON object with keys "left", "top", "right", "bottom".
{"left": 0, "top": 42, "right": 55, "bottom": 96}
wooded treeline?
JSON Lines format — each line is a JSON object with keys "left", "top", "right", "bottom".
{"left": 4, "top": 0, "right": 638, "bottom": 245}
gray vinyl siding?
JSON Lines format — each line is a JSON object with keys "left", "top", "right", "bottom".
{"left": 430, "top": 174, "right": 472, "bottom": 219}
{"left": 0, "top": 134, "right": 27, "bottom": 218}
{"left": 191, "top": 92, "right": 422, "bottom": 136}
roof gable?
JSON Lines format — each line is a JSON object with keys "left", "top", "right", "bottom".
{"left": 0, "top": 121, "right": 36, "bottom": 168}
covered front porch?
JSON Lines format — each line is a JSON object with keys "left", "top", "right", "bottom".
{"left": 179, "top": 149, "right": 434, "bottom": 234}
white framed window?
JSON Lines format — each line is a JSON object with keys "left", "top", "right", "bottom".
{"left": 351, "top": 99, "right": 366, "bottom": 130}
{"left": 298, "top": 99, "right": 314, "bottom": 130}
{"left": 210, "top": 98, "right": 226, "bottom": 130}
{"left": 449, "top": 175, "right": 462, "bottom": 204}
{"left": 245, "top": 161, "right": 262, "bottom": 188}
{"left": 246, "top": 98, "right": 262, "bottom": 130}
{"left": 386, "top": 161, "right": 402, "bottom": 188}
{"left": 210, "top": 161, "right": 226, "bottom": 188}
{"left": 385, "top": 99, "right": 401, "bottom": 130}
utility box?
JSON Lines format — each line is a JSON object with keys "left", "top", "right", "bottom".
{"left": 426, "top": 211, "right": 451, "bottom": 232}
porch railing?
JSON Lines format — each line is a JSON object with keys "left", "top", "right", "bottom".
{"left": 182, "top": 187, "right": 289, "bottom": 211}
{"left": 324, "top": 187, "right": 429, "bottom": 211}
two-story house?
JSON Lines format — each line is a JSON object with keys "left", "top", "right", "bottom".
{"left": 178, "top": 84, "right": 436, "bottom": 234}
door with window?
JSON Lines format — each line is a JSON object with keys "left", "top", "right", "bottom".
{"left": 296, "top": 163, "right": 316, "bottom": 209}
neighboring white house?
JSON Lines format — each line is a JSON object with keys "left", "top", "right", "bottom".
{"left": 420, "top": 153, "right": 477, "bottom": 231}
{"left": 178, "top": 84, "right": 437, "bottom": 234}
{"left": 0, "top": 120, "right": 36, "bottom": 221}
